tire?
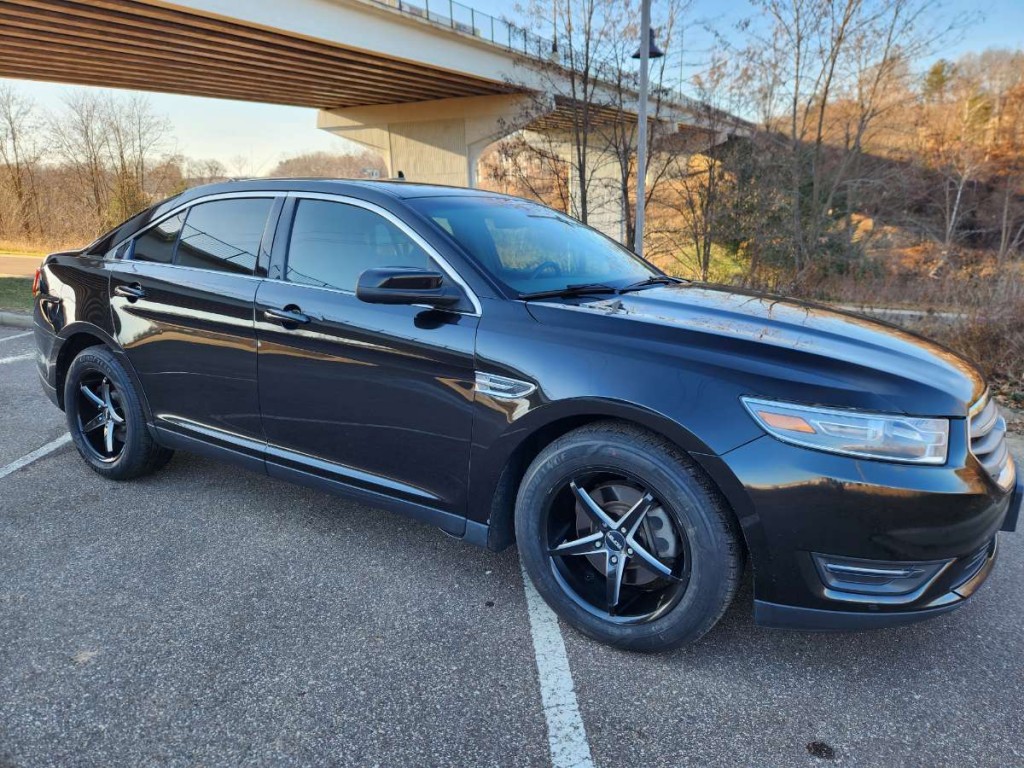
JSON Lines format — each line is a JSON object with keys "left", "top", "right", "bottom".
{"left": 515, "top": 421, "right": 743, "bottom": 652}
{"left": 64, "top": 345, "right": 173, "bottom": 480}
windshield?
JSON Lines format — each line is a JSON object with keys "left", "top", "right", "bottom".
{"left": 407, "top": 196, "right": 658, "bottom": 295}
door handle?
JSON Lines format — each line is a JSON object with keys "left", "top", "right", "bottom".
{"left": 114, "top": 283, "right": 145, "bottom": 300}
{"left": 263, "top": 306, "right": 310, "bottom": 326}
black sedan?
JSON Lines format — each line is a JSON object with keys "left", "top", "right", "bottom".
{"left": 31, "top": 179, "right": 1021, "bottom": 651}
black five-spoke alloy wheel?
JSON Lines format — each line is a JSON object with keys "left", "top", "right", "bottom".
{"left": 548, "top": 476, "right": 691, "bottom": 623}
{"left": 64, "top": 345, "right": 173, "bottom": 480}
{"left": 75, "top": 372, "right": 127, "bottom": 462}
{"left": 516, "top": 421, "right": 744, "bottom": 651}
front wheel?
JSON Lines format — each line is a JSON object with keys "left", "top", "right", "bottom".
{"left": 515, "top": 422, "right": 743, "bottom": 652}
{"left": 64, "top": 345, "right": 173, "bottom": 480}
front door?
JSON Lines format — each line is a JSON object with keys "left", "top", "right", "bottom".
{"left": 254, "top": 196, "right": 479, "bottom": 525}
{"left": 110, "top": 195, "right": 277, "bottom": 448}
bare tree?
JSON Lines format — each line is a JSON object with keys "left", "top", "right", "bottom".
{"left": 0, "top": 84, "right": 46, "bottom": 239}
{"left": 506, "top": 0, "right": 608, "bottom": 225}
{"left": 729, "top": 0, "right": 957, "bottom": 277}
{"left": 268, "top": 150, "right": 387, "bottom": 179}
{"left": 50, "top": 91, "right": 111, "bottom": 230}
{"left": 227, "top": 153, "right": 272, "bottom": 179}
{"left": 185, "top": 157, "right": 229, "bottom": 186}
{"left": 596, "top": 0, "right": 686, "bottom": 247}
{"left": 104, "top": 93, "right": 172, "bottom": 222}
{"left": 906, "top": 70, "right": 991, "bottom": 268}
{"left": 482, "top": 133, "right": 572, "bottom": 212}
{"left": 647, "top": 60, "right": 743, "bottom": 280}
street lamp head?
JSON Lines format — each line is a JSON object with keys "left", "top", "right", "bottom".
{"left": 632, "top": 28, "right": 665, "bottom": 60}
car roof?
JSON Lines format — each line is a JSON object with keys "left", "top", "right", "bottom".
{"left": 173, "top": 178, "right": 506, "bottom": 202}
{"left": 85, "top": 178, "right": 525, "bottom": 255}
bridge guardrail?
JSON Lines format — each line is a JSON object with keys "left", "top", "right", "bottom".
{"left": 362, "top": 0, "right": 708, "bottom": 117}
{"left": 369, "top": 0, "right": 554, "bottom": 57}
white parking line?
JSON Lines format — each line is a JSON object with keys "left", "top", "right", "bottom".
{"left": 521, "top": 563, "right": 595, "bottom": 768}
{"left": 0, "top": 352, "right": 33, "bottom": 365}
{"left": 0, "top": 434, "right": 72, "bottom": 481}
{"left": 0, "top": 331, "right": 32, "bottom": 344}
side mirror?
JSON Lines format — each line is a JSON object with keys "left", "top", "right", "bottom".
{"left": 356, "top": 267, "right": 461, "bottom": 307}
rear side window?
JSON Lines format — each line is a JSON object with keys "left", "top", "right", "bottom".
{"left": 176, "top": 198, "right": 273, "bottom": 275}
{"left": 285, "top": 199, "right": 432, "bottom": 292}
{"left": 131, "top": 212, "right": 184, "bottom": 264}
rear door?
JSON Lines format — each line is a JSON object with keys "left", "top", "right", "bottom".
{"left": 254, "top": 194, "right": 479, "bottom": 526}
{"left": 110, "top": 194, "right": 280, "bottom": 453}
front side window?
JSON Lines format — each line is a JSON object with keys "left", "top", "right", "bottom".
{"left": 131, "top": 212, "right": 184, "bottom": 264}
{"left": 285, "top": 199, "right": 432, "bottom": 292}
{"left": 407, "top": 196, "right": 656, "bottom": 295}
{"left": 176, "top": 198, "right": 273, "bottom": 274}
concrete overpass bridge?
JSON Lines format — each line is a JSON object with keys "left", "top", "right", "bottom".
{"left": 0, "top": 0, "right": 718, "bottom": 236}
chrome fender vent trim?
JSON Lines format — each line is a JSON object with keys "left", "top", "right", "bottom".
{"left": 475, "top": 372, "right": 537, "bottom": 400}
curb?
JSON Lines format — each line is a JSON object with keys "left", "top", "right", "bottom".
{"left": 0, "top": 311, "right": 32, "bottom": 329}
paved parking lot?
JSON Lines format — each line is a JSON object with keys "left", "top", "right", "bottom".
{"left": 1, "top": 324, "right": 1022, "bottom": 767}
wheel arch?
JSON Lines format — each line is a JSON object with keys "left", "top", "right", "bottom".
{"left": 54, "top": 324, "right": 154, "bottom": 427}
{"left": 54, "top": 326, "right": 110, "bottom": 409}
{"left": 476, "top": 399, "right": 738, "bottom": 553}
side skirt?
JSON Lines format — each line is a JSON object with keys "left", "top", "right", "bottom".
{"left": 155, "top": 425, "right": 265, "bottom": 474}
{"left": 153, "top": 423, "right": 468, "bottom": 540}
{"left": 267, "top": 461, "right": 466, "bottom": 538}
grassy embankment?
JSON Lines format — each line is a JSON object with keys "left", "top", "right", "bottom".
{"left": 0, "top": 277, "right": 33, "bottom": 312}
{"left": 0, "top": 244, "right": 46, "bottom": 312}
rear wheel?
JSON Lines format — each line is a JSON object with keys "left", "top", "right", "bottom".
{"left": 64, "top": 346, "right": 172, "bottom": 480}
{"left": 515, "top": 421, "right": 743, "bottom": 651}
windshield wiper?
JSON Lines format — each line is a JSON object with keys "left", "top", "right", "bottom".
{"left": 518, "top": 283, "right": 620, "bottom": 301}
{"left": 617, "top": 275, "right": 686, "bottom": 294}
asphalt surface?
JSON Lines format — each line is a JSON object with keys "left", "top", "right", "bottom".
{"left": 1, "top": 323, "right": 1022, "bottom": 767}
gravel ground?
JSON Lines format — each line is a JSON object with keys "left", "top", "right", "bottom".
{"left": 1, "top": 325, "right": 1021, "bottom": 767}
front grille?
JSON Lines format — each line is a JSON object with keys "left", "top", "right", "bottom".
{"left": 969, "top": 393, "right": 1015, "bottom": 490}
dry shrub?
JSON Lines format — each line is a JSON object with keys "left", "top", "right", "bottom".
{"left": 0, "top": 237, "right": 83, "bottom": 255}
{"left": 912, "top": 298, "right": 1024, "bottom": 409}
{"left": 783, "top": 259, "right": 1024, "bottom": 409}
{"left": 798, "top": 258, "right": 1024, "bottom": 310}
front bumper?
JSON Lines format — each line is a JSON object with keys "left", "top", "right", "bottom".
{"left": 755, "top": 537, "right": 999, "bottom": 630}
{"left": 696, "top": 434, "right": 1017, "bottom": 632}
{"left": 1004, "top": 472, "right": 1023, "bottom": 533}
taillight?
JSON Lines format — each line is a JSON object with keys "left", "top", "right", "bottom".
{"left": 31, "top": 267, "right": 42, "bottom": 296}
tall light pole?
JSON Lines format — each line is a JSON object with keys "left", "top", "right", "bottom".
{"left": 631, "top": 5, "right": 663, "bottom": 256}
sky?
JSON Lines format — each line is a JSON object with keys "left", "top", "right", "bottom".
{"left": 3, "top": 0, "right": 1022, "bottom": 168}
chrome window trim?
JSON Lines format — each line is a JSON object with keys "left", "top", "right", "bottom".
{"left": 116, "top": 261, "right": 268, "bottom": 284}
{"left": 283, "top": 191, "right": 482, "bottom": 317}
{"left": 107, "top": 188, "right": 482, "bottom": 316}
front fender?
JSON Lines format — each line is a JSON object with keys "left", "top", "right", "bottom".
{"left": 465, "top": 393, "right": 723, "bottom": 540}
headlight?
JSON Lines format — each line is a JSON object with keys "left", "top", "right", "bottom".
{"left": 741, "top": 397, "right": 949, "bottom": 464}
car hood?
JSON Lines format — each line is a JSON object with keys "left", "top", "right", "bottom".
{"left": 527, "top": 283, "right": 985, "bottom": 417}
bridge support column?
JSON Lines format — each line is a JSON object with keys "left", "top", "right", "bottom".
{"left": 530, "top": 131, "right": 625, "bottom": 242}
{"left": 318, "top": 94, "right": 540, "bottom": 187}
